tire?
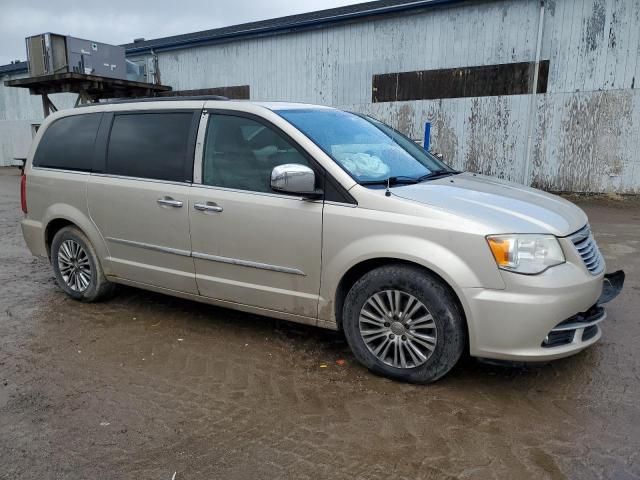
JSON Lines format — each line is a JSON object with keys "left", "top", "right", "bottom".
{"left": 50, "top": 226, "right": 115, "bottom": 302}
{"left": 342, "top": 264, "right": 465, "bottom": 384}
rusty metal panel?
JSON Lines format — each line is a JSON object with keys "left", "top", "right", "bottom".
{"left": 372, "top": 61, "right": 550, "bottom": 102}
{"left": 371, "top": 73, "right": 397, "bottom": 102}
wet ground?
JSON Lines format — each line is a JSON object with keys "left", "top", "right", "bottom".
{"left": 1, "top": 167, "right": 639, "bottom": 479}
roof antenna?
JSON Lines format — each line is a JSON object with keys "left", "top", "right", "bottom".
{"left": 385, "top": 177, "right": 391, "bottom": 197}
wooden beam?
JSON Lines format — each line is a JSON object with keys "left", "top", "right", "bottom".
{"left": 6, "top": 72, "right": 172, "bottom": 115}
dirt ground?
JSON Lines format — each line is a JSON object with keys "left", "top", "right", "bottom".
{"left": 1, "top": 167, "right": 639, "bottom": 480}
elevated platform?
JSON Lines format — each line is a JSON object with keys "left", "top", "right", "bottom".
{"left": 4, "top": 72, "right": 172, "bottom": 116}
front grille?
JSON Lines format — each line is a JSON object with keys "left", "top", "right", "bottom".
{"left": 569, "top": 225, "right": 604, "bottom": 275}
{"left": 582, "top": 325, "right": 599, "bottom": 341}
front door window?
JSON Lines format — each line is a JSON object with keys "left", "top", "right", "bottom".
{"left": 202, "top": 114, "right": 312, "bottom": 193}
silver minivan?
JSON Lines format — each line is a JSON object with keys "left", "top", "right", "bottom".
{"left": 20, "top": 98, "right": 624, "bottom": 383}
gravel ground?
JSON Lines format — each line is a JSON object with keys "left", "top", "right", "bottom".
{"left": 1, "top": 167, "right": 639, "bottom": 479}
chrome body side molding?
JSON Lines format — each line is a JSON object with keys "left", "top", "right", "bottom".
{"left": 192, "top": 252, "right": 306, "bottom": 276}
{"left": 106, "top": 237, "right": 191, "bottom": 257}
{"left": 106, "top": 236, "right": 305, "bottom": 276}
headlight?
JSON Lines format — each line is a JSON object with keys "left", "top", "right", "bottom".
{"left": 486, "top": 234, "right": 565, "bottom": 274}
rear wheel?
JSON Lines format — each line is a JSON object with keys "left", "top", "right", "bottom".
{"left": 342, "top": 264, "right": 465, "bottom": 383}
{"left": 51, "top": 226, "right": 114, "bottom": 302}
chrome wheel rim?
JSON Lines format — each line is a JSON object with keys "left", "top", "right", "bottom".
{"left": 57, "top": 240, "right": 92, "bottom": 292}
{"left": 359, "top": 290, "right": 437, "bottom": 369}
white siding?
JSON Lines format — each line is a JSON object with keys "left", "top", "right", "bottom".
{"left": 0, "top": 71, "right": 75, "bottom": 165}
{"left": 156, "top": 0, "right": 543, "bottom": 104}
{"left": 147, "top": 0, "right": 640, "bottom": 193}
{"left": 339, "top": 88, "right": 640, "bottom": 193}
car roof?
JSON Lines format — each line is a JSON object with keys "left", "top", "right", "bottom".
{"left": 73, "top": 98, "right": 336, "bottom": 113}
{"left": 252, "top": 101, "right": 335, "bottom": 111}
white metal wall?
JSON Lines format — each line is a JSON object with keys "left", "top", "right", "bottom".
{"left": 146, "top": 0, "right": 640, "bottom": 193}
{"left": 1, "top": 0, "right": 638, "bottom": 193}
{"left": 340, "top": 91, "right": 640, "bottom": 193}
{"left": 152, "top": 0, "right": 544, "bottom": 105}
{"left": 0, "top": 71, "right": 74, "bottom": 165}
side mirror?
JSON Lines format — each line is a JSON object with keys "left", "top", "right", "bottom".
{"left": 271, "top": 164, "right": 321, "bottom": 197}
{"left": 430, "top": 150, "right": 444, "bottom": 160}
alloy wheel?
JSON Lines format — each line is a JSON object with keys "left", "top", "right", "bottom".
{"left": 359, "top": 290, "right": 437, "bottom": 368}
{"left": 57, "top": 239, "right": 92, "bottom": 292}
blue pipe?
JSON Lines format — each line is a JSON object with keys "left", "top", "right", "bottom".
{"left": 423, "top": 122, "right": 431, "bottom": 150}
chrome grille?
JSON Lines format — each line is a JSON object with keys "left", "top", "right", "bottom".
{"left": 569, "top": 225, "right": 604, "bottom": 275}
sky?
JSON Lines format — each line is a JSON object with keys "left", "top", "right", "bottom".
{"left": 0, "top": 0, "right": 366, "bottom": 66}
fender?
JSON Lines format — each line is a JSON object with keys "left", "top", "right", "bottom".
{"left": 318, "top": 234, "right": 506, "bottom": 346}
{"left": 43, "top": 203, "right": 113, "bottom": 275}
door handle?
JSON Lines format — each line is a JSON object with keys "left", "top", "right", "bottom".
{"left": 194, "top": 202, "right": 223, "bottom": 213}
{"left": 157, "top": 197, "right": 183, "bottom": 208}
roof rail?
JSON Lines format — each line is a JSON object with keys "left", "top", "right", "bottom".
{"left": 76, "top": 94, "right": 229, "bottom": 107}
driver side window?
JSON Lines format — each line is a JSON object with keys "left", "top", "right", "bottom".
{"left": 202, "top": 114, "right": 311, "bottom": 193}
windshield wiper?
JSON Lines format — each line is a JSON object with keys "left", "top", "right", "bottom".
{"left": 361, "top": 170, "right": 461, "bottom": 187}
{"left": 360, "top": 176, "right": 420, "bottom": 186}
{"left": 417, "top": 169, "right": 461, "bottom": 182}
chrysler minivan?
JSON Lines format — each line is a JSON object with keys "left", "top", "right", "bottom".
{"left": 20, "top": 98, "right": 623, "bottom": 383}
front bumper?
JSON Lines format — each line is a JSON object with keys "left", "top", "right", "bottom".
{"left": 463, "top": 263, "right": 624, "bottom": 362}
{"left": 541, "top": 304, "right": 605, "bottom": 348}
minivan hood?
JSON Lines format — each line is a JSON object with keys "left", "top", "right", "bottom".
{"left": 391, "top": 173, "right": 587, "bottom": 236}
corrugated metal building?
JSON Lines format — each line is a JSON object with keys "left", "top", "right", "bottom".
{"left": 1, "top": 0, "right": 638, "bottom": 193}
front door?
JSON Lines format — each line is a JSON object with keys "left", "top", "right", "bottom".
{"left": 189, "top": 112, "right": 323, "bottom": 319}
{"left": 88, "top": 110, "right": 199, "bottom": 294}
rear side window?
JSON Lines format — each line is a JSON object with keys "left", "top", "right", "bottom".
{"left": 33, "top": 113, "right": 102, "bottom": 171}
{"left": 106, "top": 112, "right": 194, "bottom": 182}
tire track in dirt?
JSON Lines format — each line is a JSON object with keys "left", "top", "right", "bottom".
{"left": 1, "top": 170, "right": 639, "bottom": 479}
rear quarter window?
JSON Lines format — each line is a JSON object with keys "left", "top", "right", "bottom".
{"left": 33, "top": 113, "right": 102, "bottom": 171}
{"left": 106, "top": 112, "right": 195, "bottom": 182}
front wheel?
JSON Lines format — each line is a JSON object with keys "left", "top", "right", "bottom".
{"left": 51, "top": 226, "right": 114, "bottom": 302}
{"left": 342, "top": 264, "right": 466, "bottom": 384}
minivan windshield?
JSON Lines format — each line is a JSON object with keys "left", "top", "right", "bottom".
{"left": 277, "top": 109, "right": 453, "bottom": 185}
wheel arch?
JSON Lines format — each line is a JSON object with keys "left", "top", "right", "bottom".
{"left": 333, "top": 258, "right": 469, "bottom": 345}
{"left": 42, "top": 204, "right": 111, "bottom": 273}
{"left": 45, "top": 218, "right": 75, "bottom": 259}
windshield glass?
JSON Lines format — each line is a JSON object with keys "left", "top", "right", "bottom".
{"left": 276, "top": 109, "right": 451, "bottom": 184}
